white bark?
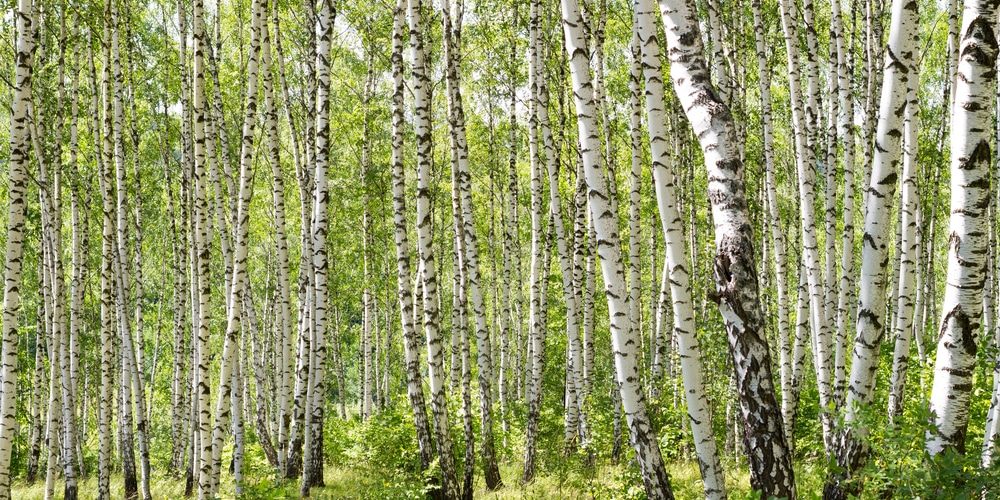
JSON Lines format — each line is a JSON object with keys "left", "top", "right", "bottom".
{"left": 751, "top": 0, "right": 791, "bottom": 442}
{"left": 636, "top": 0, "right": 725, "bottom": 496}
{"left": 927, "top": 0, "right": 997, "bottom": 456}
{"left": 659, "top": 0, "right": 796, "bottom": 496}
{"left": 831, "top": 0, "right": 918, "bottom": 489}
{"left": 0, "top": 0, "right": 34, "bottom": 495}
{"left": 209, "top": 0, "right": 261, "bottom": 492}
{"left": 564, "top": 0, "right": 675, "bottom": 497}
{"left": 778, "top": 0, "right": 834, "bottom": 450}
{"left": 888, "top": 55, "right": 920, "bottom": 424}
{"left": 390, "top": 0, "right": 437, "bottom": 475}
{"left": 409, "top": 0, "right": 461, "bottom": 495}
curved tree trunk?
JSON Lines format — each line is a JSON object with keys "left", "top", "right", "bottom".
{"left": 563, "top": 0, "right": 675, "bottom": 497}
{"left": 635, "top": 0, "right": 726, "bottom": 496}
{"left": 658, "top": 0, "right": 796, "bottom": 497}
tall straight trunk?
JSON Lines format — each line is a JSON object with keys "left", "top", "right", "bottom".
{"left": 92, "top": 29, "right": 114, "bottom": 499}
{"left": 301, "top": 0, "right": 334, "bottom": 493}
{"left": 927, "top": 0, "right": 998, "bottom": 456}
{"left": 409, "top": 0, "right": 461, "bottom": 496}
{"left": 777, "top": 0, "right": 834, "bottom": 450}
{"left": 57, "top": 31, "right": 79, "bottom": 499}
{"left": 658, "top": 0, "right": 796, "bottom": 497}
{"left": 209, "top": 0, "right": 261, "bottom": 493}
{"left": 626, "top": 5, "right": 645, "bottom": 412}
{"left": 887, "top": 50, "right": 920, "bottom": 424}
{"left": 282, "top": 0, "right": 313, "bottom": 473}
{"left": 362, "top": 53, "right": 375, "bottom": 416}
{"left": 171, "top": 0, "right": 193, "bottom": 475}
{"left": 498, "top": 48, "right": 516, "bottom": 436}
{"left": 449, "top": 99, "right": 473, "bottom": 495}
{"left": 167, "top": 103, "right": 190, "bottom": 477}
{"left": 522, "top": 0, "right": 549, "bottom": 482}
{"left": 260, "top": 2, "right": 293, "bottom": 470}
{"left": 751, "top": 0, "right": 791, "bottom": 443}
{"left": 192, "top": 0, "right": 216, "bottom": 495}
{"left": 827, "top": 0, "right": 918, "bottom": 496}
{"left": 390, "top": 0, "right": 437, "bottom": 477}
{"left": 635, "top": 0, "right": 725, "bottom": 497}
{"left": 834, "top": 0, "right": 857, "bottom": 406}
{"left": 0, "top": 0, "right": 34, "bottom": 496}
{"left": 109, "top": 8, "right": 152, "bottom": 494}
{"left": 563, "top": 0, "right": 675, "bottom": 497}
{"left": 530, "top": 3, "right": 583, "bottom": 453}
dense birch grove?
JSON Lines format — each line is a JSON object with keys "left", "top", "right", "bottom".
{"left": 2, "top": 0, "right": 1000, "bottom": 498}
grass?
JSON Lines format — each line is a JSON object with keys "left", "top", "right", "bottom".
{"left": 11, "top": 459, "right": 827, "bottom": 499}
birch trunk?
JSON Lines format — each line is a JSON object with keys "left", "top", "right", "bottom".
{"left": 927, "top": 0, "right": 998, "bottom": 456}
{"left": 0, "top": 0, "right": 34, "bottom": 495}
{"left": 301, "top": 0, "right": 334, "bottom": 492}
{"left": 751, "top": 0, "right": 791, "bottom": 443}
{"left": 778, "top": 0, "right": 834, "bottom": 450}
{"left": 659, "top": 0, "right": 796, "bottom": 496}
{"left": 440, "top": 1, "right": 503, "bottom": 484}
{"left": 827, "top": 0, "right": 918, "bottom": 494}
{"left": 834, "top": 0, "right": 857, "bottom": 406}
{"left": 209, "top": 0, "right": 261, "bottom": 492}
{"left": 522, "top": 0, "right": 548, "bottom": 481}
{"left": 533, "top": 11, "right": 583, "bottom": 454}
{"left": 635, "top": 0, "right": 726, "bottom": 496}
{"left": 390, "top": 0, "right": 438, "bottom": 482}
{"left": 192, "top": 0, "right": 216, "bottom": 494}
{"left": 409, "top": 0, "right": 461, "bottom": 495}
{"left": 564, "top": 0, "right": 675, "bottom": 496}
{"left": 259, "top": 1, "right": 293, "bottom": 469}
{"left": 887, "top": 53, "right": 920, "bottom": 424}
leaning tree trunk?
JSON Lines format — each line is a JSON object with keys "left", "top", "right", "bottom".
{"left": 0, "top": 0, "right": 34, "bottom": 497}
{"left": 409, "top": 0, "right": 461, "bottom": 496}
{"left": 927, "top": 0, "right": 998, "bottom": 457}
{"left": 635, "top": 0, "right": 726, "bottom": 497}
{"left": 440, "top": 0, "right": 503, "bottom": 486}
{"left": 826, "top": 0, "right": 918, "bottom": 496}
{"left": 563, "top": 0, "right": 675, "bottom": 497}
{"left": 658, "top": 0, "right": 796, "bottom": 497}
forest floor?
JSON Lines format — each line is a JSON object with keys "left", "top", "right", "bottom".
{"left": 10, "top": 459, "right": 827, "bottom": 499}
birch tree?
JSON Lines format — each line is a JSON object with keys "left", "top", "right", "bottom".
{"left": 659, "top": 0, "right": 796, "bottom": 496}
{"left": 0, "top": 1, "right": 35, "bottom": 496}
{"left": 562, "top": 0, "right": 675, "bottom": 496}
{"left": 827, "top": 0, "right": 918, "bottom": 495}
{"left": 927, "top": 0, "right": 998, "bottom": 456}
